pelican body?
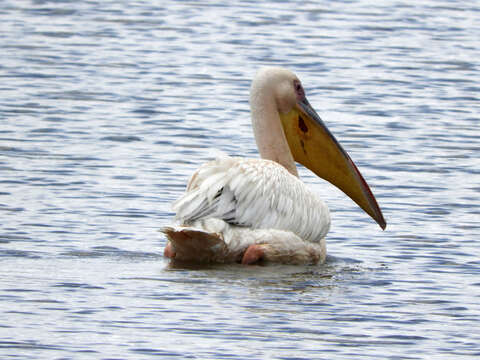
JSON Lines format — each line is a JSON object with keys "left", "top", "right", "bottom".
{"left": 162, "top": 67, "right": 385, "bottom": 264}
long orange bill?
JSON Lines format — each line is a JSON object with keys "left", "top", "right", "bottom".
{"left": 280, "top": 97, "right": 386, "bottom": 230}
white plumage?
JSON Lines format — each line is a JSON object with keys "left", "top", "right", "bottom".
{"left": 174, "top": 155, "right": 330, "bottom": 242}
{"left": 162, "top": 154, "right": 329, "bottom": 264}
{"left": 162, "top": 67, "right": 385, "bottom": 264}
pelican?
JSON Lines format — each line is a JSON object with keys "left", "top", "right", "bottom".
{"left": 161, "top": 67, "right": 386, "bottom": 264}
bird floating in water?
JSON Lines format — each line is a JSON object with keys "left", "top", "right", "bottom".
{"left": 162, "top": 67, "right": 386, "bottom": 265}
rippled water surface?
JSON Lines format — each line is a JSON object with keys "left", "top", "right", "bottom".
{"left": 1, "top": 1, "right": 480, "bottom": 358}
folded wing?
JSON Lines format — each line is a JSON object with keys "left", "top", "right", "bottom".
{"left": 173, "top": 155, "right": 330, "bottom": 243}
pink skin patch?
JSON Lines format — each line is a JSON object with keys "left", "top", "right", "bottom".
{"left": 164, "top": 242, "right": 176, "bottom": 258}
{"left": 241, "top": 244, "right": 265, "bottom": 265}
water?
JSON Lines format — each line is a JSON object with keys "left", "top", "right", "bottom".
{"left": 1, "top": 0, "right": 479, "bottom": 358}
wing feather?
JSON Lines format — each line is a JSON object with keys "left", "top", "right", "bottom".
{"left": 173, "top": 155, "right": 330, "bottom": 243}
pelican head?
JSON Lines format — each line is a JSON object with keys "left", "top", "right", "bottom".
{"left": 250, "top": 67, "right": 386, "bottom": 230}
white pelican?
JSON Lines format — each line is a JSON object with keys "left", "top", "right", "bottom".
{"left": 162, "top": 67, "right": 386, "bottom": 265}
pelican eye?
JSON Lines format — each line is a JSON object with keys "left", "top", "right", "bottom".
{"left": 293, "top": 80, "right": 305, "bottom": 99}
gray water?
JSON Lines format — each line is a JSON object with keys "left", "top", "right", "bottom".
{"left": 1, "top": 0, "right": 479, "bottom": 359}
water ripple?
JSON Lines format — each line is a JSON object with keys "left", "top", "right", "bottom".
{"left": 0, "top": 0, "right": 479, "bottom": 359}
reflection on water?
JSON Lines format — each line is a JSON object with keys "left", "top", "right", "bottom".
{"left": 1, "top": 0, "right": 480, "bottom": 358}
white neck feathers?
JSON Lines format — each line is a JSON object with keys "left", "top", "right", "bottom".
{"left": 249, "top": 68, "right": 298, "bottom": 177}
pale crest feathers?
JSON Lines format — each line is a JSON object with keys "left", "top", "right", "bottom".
{"left": 173, "top": 154, "right": 330, "bottom": 243}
